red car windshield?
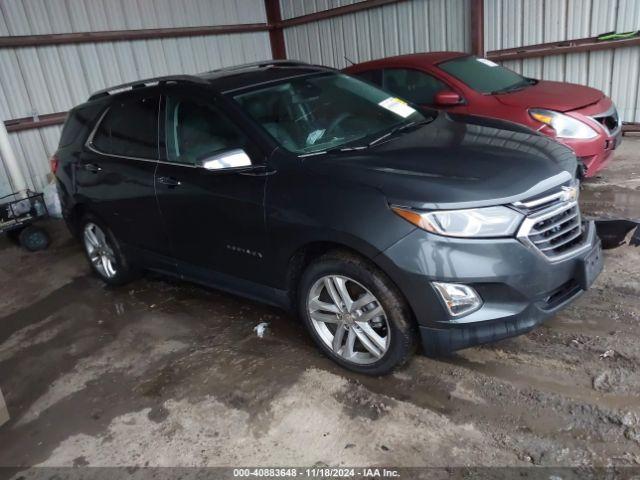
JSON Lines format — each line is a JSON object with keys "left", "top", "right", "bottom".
{"left": 439, "top": 55, "right": 532, "bottom": 95}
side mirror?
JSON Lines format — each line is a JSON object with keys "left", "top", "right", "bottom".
{"left": 198, "top": 148, "right": 252, "bottom": 171}
{"left": 434, "top": 90, "right": 463, "bottom": 106}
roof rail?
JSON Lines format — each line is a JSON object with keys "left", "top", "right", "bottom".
{"left": 88, "top": 75, "right": 209, "bottom": 101}
{"left": 203, "top": 59, "right": 312, "bottom": 75}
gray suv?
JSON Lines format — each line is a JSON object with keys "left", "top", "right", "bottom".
{"left": 53, "top": 61, "right": 603, "bottom": 375}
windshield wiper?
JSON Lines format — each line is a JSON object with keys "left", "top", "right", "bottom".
{"left": 489, "top": 80, "right": 531, "bottom": 95}
{"left": 368, "top": 118, "right": 434, "bottom": 148}
{"left": 298, "top": 143, "right": 369, "bottom": 157}
{"left": 299, "top": 116, "right": 435, "bottom": 157}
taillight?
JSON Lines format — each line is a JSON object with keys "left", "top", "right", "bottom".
{"left": 50, "top": 154, "right": 60, "bottom": 174}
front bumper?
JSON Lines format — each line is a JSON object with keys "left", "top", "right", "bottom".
{"left": 566, "top": 132, "right": 621, "bottom": 177}
{"left": 375, "top": 221, "right": 601, "bottom": 355}
{"left": 562, "top": 101, "right": 622, "bottom": 177}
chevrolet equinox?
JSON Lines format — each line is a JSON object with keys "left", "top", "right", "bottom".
{"left": 53, "top": 60, "right": 603, "bottom": 375}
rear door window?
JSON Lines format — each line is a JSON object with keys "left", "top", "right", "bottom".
{"left": 92, "top": 96, "right": 160, "bottom": 159}
{"left": 382, "top": 68, "right": 448, "bottom": 105}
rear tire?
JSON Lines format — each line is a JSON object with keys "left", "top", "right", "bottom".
{"left": 80, "top": 215, "right": 137, "bottom": 286}
{"left": 298, "top": 250, "right": 416, "bottom": 375}
{"left": 19, "top": 226, "right": 50, "bottom": 251}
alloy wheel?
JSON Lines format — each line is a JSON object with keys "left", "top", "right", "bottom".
{"left": 307, "top": 275, "right": 390, "bottom": 365}
{"left": 83, "top": 223, "right": 117, "bottom": 279}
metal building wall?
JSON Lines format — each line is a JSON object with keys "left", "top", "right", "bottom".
{"left": 280, "top": 0, "right": 366, "bottom": 19}
{"left": 282, "top": 0, "right": 471, "bottom": 69}
{"left": 485, "top": 0, "right": 640, "bottom": 123}
{"left": 0, "top": 0, "right": 271, "bottom": 197}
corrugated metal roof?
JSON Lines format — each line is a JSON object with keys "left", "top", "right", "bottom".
{"left": 0, "top": 31, "right": 271, "bottom": 195}
{"left": 0, "top": 0, "right": 270, "bottom": 196}
{"left": 0, "top": 0, "right": 267, "bottom": 34}
{"left": 0, "top": 32, "right": 271, "bottom": 120}
{"left": 279, "top": 0, "right": 367, "bottom": 20}
{"left": 284, "top": 0, "right": 471, "bottom": 69}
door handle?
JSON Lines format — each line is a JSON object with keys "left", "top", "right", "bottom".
{"left": 239, "top": 165, "right": 277, "bottom": 176}
{"left": 83, "top": 163, "right": 102, "bottom": 173}
{"left": 157, "top": 176, "right": 181, "bottom": 187}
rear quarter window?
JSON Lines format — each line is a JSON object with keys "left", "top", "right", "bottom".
{"left": 92, "top": 96, "right": 160, "bottom": 159}
{"left": 58, "top": 106, "right": 101, "bottom": 148}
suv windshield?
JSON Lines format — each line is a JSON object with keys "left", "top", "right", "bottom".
{"left": 232, "top": 73, "right": 426, "bottom": 154}
{"left": 439, "top": 55, "right": 531, "bottom": 95}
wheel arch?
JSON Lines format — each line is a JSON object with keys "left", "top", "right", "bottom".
{"left": 284, "top": 241, "right": 418, "bottom": 328}
{"left": 285, "top": 241, "right": 364, "bottom": 305}
{"left": 68, "top": 203, "right": 107, "bottom": 238}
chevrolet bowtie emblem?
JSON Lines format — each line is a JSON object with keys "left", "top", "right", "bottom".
{"left": 560, "top": 185, "right": 579, "bottom": 202}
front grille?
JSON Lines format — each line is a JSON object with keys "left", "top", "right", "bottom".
{"left": 527, "top": 203, "right": 584, "bottom": 256}
{"left": 592, "top": 106, "right": 621, "bottom": 135}
{"left": 515, "top": 184, "right": 588, "bottom": 261}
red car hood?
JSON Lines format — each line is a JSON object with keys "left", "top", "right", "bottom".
{"left": 494, "top": 80, "right": 604, "bottom": 112}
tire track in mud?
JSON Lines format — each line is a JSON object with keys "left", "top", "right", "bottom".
{"left": 392, "top": 344, "right": 640, "bottom": 466}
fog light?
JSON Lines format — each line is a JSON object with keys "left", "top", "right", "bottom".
{"left": 432, "top": 282, "right": 482, "bottom": 317}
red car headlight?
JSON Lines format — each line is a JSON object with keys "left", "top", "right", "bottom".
{"left": 529, "top": 108, "right": 598, "bottom": 139}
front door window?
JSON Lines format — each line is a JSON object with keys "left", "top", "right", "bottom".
{"left": 164, "top": 97, "right": 250, "bottom": 167}
{"left": 382, "top": 68, "right": 448, "bottom": 105}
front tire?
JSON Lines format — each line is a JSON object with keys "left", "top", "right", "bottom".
{"left": 298, "top": 251, "right": 416, "bottom": 375}
{"left": 81, "top": 216, "right": 137, "bottom": 286}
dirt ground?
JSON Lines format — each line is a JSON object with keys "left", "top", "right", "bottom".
{"left": 0, "top": 138, "right": 639, "bottom": 473}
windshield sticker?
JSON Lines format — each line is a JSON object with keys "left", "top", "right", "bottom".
{"left": 477, "top": 58, "right": 499, "bottom": 67}
{"left": 306, "top": 129, "right": 326, "bottom": 145}
{"left": 378, "top": 97, "right": 416, "bottom": 118}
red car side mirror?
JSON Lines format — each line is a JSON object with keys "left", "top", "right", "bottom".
{"left": 434, "top": 90, "right": 463, "bottom": 106}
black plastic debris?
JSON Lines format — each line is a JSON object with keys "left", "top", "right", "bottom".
{"left": 631, "top": 224, "right": 640, "bottom": 247}
{"left": 595, "top": 219, "right": 640, "bottom": 249}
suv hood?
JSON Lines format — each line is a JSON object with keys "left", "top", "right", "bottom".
{"left": 306, "top": 113, "right": 577, "bottom": 210}
{"left": 495, "top": 80, "right": 604, "bottom": 112}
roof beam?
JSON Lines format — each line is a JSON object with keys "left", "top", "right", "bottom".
{"left": 470, "top": 0, "right": 485, "bottom": 57}
{"left": 487, "top": 34, "right": 640, "bottom": 61}
{"left": 0, "top": 23, "right": 268, "bottom": 49}
{"left": 265, "top": 0, "right": 286, "bottom": 59}
{"left": 4, "top": 112, "right": 67, "bottom": 133}
{"left": 275, "top": 0, "right": 407, "bottom": 28}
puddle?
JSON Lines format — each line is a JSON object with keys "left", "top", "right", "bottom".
{"left": 581, "top": 185, "right": 640, "bottom": 221}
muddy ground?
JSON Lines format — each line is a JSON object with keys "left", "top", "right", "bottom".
{"left": 0, "top": 138, "right": 639, "bottom": 473}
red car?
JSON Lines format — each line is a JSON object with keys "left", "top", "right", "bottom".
{"left": 344, "top": 52, "right": 622, "bottom": 177}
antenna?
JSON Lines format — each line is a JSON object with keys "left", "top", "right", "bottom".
{"left": 344, "top": 56, "right": 355, "bottom": 66}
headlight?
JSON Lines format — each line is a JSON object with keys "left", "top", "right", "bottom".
{"left": 529, "top": 108, "right": 598, "bottom": 139}
{"left": 392, "top": 205, "right": 523, "bottom": 238}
